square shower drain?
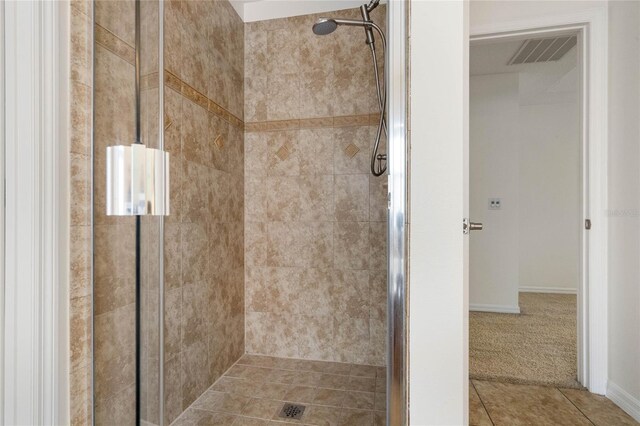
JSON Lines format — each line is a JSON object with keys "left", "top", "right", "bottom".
{"left": 278, "top": 403, "right": 306, "bottom": 420}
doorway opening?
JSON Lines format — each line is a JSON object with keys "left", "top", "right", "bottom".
{"left": 468, "top": 30, "right": 584, "bottom": 389}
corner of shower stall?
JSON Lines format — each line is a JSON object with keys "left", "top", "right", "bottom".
{"left": 92, "top": 1, "right": 245, "bottom": 424}
{"left": 90, "top": 0, "right": 402, "bottom": 424}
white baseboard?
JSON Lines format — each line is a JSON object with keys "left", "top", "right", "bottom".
{"left": 469, "top": 304, "right": 521, "bottom": 314}
{"left": 519, "top": 286, "right": 577, "bottom": 295}
{"left": 607, "top": 381, "right": 640, "bottom": 422}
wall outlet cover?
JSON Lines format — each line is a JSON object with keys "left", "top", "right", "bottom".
{"left": 489, "top": 198, "right": 502, "bottom": 210}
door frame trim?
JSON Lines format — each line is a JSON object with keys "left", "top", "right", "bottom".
{"left": 470, "top": 6, "right": 609, "bottom": 394}
{"left": 2, "top": 1, "right": 70, "bottom": 423}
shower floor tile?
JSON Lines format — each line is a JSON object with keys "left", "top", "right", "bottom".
{"left": 171, "top": 354, "right": 387, "bottom": 426}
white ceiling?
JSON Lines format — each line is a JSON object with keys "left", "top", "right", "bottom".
{"left": 470, "top": 38, "right": 579, "bottom": 106}
{"left": 228, "top": 0, "right": 259, "bottom": 19}
{"left": 230, "top": 0, "right": 381, "bottom": 22}
{"left": 470, "top": 39, "right": 577, "bottom": 76}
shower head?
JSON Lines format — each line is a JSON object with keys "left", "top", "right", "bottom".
{"left": 312, "top": 18, "right": 338, "bottom": 35}
{"left": 312, "top": 1, "right": 383, "bottom": 39}
{"left": 312, "top": 17, "right": 376, "bottom": 36}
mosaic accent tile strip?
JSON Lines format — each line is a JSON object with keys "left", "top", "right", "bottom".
{"left": 165, "top": 70, "right": 244, "bottom": 130}
{"left": 94, "top": 23, "right": 135, "bottom": 65}
{"left": 94, "top": 23, "right": 245, "bottom": 131}
{"left": 140, "top": 71, "right": 160, "bottom": 91}
{"left": 245, "top": 113, "right": 381, "bottom": 133}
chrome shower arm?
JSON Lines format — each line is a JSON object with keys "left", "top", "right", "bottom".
{"left": 332, "top": 18, "right": 374, "bottom": 27}
{"left": 330, "top": 19, "right": 385, "bottom": 42}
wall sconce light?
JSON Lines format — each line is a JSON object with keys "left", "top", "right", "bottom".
{"left": 106, "top": 143, "right": 170, "bottom": 216}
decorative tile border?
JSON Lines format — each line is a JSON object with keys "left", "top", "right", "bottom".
{"left": 94, "top": 21, "right": 382, "bottom": 135}
{"left": 95, "top": 21, "right": 384, "bottom": 134}
{"left": 245, "top": 113, "right": 380, "bottom": 133}
{"left": 94, "top": 23, "right": 135, "bottom": 65}
{"left": 140, "top": 71, "right": 159, "bottom": 91}
{"left": 164, "top": 70, "right": 244, "bottom": 130}
{"left": 94, "top": 23, "right": 244, "bottom": 130}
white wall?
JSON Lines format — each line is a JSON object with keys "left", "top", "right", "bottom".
{"left": 469, "top": 73, "right": 521, "bottom": 312}
{"left": 469, "top": 66, "right": 580, "bottom": 309}
{"left": 606, "top": 0, "right": 640, "bottom": 420}
{"left": 519, "top": 102, "right": 580, "bottom": 293}
{"left": 470, "top": 0, "right": 605, "bottom": 31}
{"left": 409, "top": 1, "right": 468, "bottom": 424}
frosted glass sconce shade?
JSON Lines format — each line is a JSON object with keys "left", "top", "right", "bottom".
{"left": 106, "top": 144, "right": 170, "bottom": 216}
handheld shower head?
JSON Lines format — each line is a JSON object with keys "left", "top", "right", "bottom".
{"left": 312, "top": 17, "right": 380, "bottom": 35}
{"left": 310, "top": 5, "right": 388, "bottom": 176}
{"left": 312, "top": 18, "right": 338, "bottom": 35}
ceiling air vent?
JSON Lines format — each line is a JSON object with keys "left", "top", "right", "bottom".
{"left": 508, "top": 35, "right": 577, "bottom": 65}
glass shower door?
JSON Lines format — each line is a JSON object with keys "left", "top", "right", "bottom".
{"left": 139, "top": 1, "right": 163, "bottom": 424}
{"left": 93, "top": 1, "right": 164, "bottom": 424}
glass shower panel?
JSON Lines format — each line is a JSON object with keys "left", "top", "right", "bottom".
{"left": 140, "top": 1, "right": 163, "bottom": 424}
{"left": 93, "top": 1, "right": 164, "bottom": 424}
{"left": 93, "top": 1, "right": 137, "bottom": 423}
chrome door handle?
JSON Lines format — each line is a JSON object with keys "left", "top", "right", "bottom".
{"left": 470, "top": 222, "right": 483, "bottom": 231}
{"left": 463, "top": 218, "right": 483, "bottom": 234}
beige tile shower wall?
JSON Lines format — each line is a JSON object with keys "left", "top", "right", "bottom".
{"left": 163, "top": 1, "right": 245, "bottom": 424}
{"left": 69, "top": 1, "right": 93, "bottom": 425}
{"left": 244, "top": 6, "right": 388, "bottom": 366}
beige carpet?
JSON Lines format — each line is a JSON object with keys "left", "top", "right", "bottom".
{"left": 470, "top": 292, "right": 582, "bottom": 389}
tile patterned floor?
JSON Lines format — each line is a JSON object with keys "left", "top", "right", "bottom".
{"left": 172, "top": 354, "right": 386, "bottom": 426}
{"left": 470, "top": 380, "right": 639, "bottom": 426}
{"left": 172, "top": 354, "right": 638, "bottom": 425}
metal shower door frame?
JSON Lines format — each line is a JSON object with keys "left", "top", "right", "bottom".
{"left": 386, "top": 1, "right": 408, "bottom": 425}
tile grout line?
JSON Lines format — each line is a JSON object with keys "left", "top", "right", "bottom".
{"left": 233, "top": 367, "right": 379, "bottom": 383}
{"left": 470, "top": 380, "right": 496, "bottom": 426}
{"left": 556, "top": 388, "right": 597, "bottom": 426}
{"left": 236, "top": 354, "right": 383, "bottom": 371}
